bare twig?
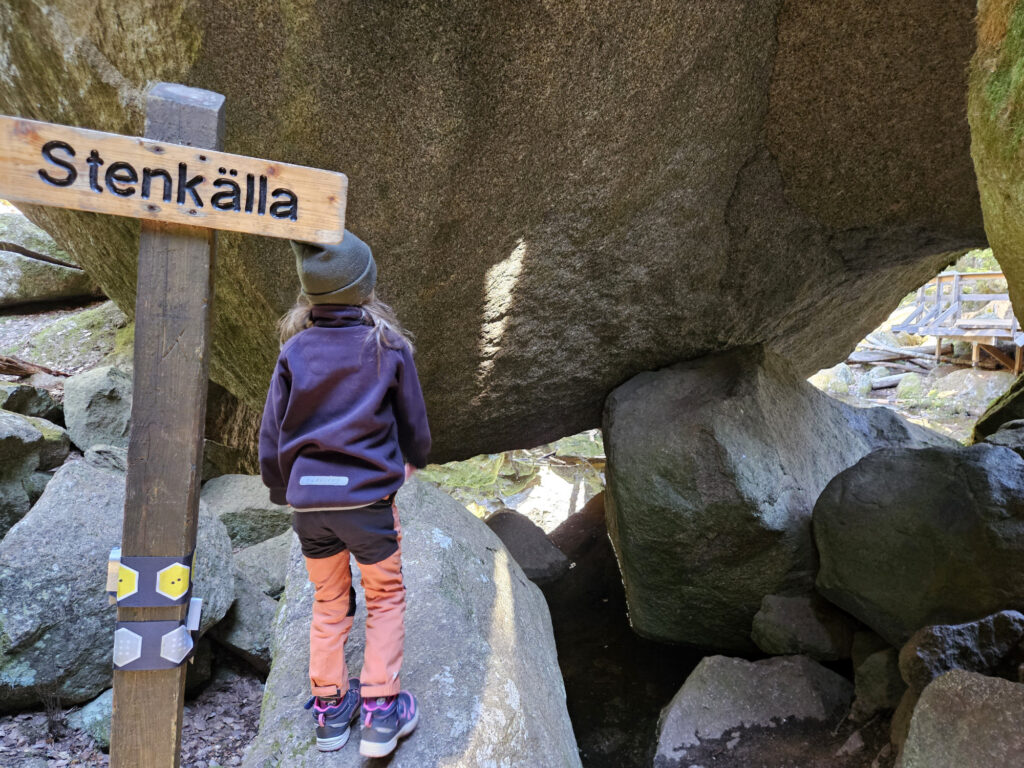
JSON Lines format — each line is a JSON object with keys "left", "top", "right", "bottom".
{"left": 0, "top": 355, "right": 69, "bottom": 378}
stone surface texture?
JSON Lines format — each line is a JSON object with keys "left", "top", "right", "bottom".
{"left": 815, "top": 443, "right": 1024, "bottom": 646}
{"left": 62, "top": 365, "right": 132, "bottom": 451}
{"left": 0, "top": 0, "right": 983, "bottom": 461}
{"left": 199, "top": 473, "right": 291, "bottom": 549}
{"left": 485, "top": 508, "right": 570, "bottom": 585}
{"left": 0, "top": 409, "right": 69, "bottom": 536}
{"left": 66, "top": 688, "right": 113, "bottom": 750}
{"left": 654, "top": 655, "right": 853, "bottom": 767}
{"left": 604, "top": 346, "right": 953, "bottom": 649}
{"left": 0, "top": 382, "right": 62, "bottom": 423}
{"left": 243, "top": 478, "right": 580, "bottom": 767}
{"left": 899, "top": 611, "right": 1024, "bottom": 696}
{"left": 0, "top": 456, "right": 234, "bottom": 711}
{"left": 751, "top": 593, "right": 856, "bottom": 661}
{"left": 851, "top": 648, "right": 905, "bottom": 721}
{"left": 234, "top": 531, "right": 292, "bottom": 599}
{"left": 901, "top": 670, "right": 1024, "bottom": 768}
{"left": 209, "top": 568, "right": 277, "bottom": 673}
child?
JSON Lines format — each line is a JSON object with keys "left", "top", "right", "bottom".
{"left": 258, "top": 230, "right": 430, "bottom": 758}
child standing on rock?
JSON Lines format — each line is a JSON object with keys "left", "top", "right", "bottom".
{"left": 258, "top": 230, "right": 430, "bottom": 757}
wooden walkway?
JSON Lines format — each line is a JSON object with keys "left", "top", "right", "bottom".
{"left": 892, "top": 271, "right": 1024, "bottom": 374}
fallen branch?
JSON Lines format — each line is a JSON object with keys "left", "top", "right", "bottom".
{"left": 0, "top": 355, "right": 69, "bottom": 378}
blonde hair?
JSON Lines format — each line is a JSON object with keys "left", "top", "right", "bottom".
{"left": 277, "top": 292, "right": 415, "bottom": 353}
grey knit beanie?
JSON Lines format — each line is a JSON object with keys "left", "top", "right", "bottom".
{"left": 290, "top": 230, "right": 377, "bottom": 305}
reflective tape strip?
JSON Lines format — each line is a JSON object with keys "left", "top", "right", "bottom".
{"left": 112, "top": 619, "right": 195, "bottom": 670}
{"left": 299, "top": 475, "right": 349, "bottom": 486}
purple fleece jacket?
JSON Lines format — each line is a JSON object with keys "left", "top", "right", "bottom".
{"left": 258, "top": 305, "right": 431, "bottom": 510}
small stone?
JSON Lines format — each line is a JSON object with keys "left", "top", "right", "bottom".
{"left": 751, "top": 593, "right": 855, "bottom": 660}
{"left": 67, "top": 688, "right": 112, "bottom": 749}
{"left": 63, "top": 365, "right": 132, "bottom": 451}
{"left": 851, "top": 648, "right": 906, "bottom": 720}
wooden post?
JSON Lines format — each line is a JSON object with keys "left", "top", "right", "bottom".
{"left": 109, "top": 83, "right": 224, "bottom": 768}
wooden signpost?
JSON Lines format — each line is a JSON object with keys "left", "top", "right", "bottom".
{"left": 0, "top": 83, "right": 348, "bottom": 767}
{"left": 0, "top": 109, "right": 347, "bottom": 243}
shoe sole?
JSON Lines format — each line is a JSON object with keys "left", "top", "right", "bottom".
{"left": 316, "top": 708, "right": 360, "bottom": 752}
{"left": 316, "top": 729, "right": 350, "bottom": 752}
{"left": 359, "top": 709, "right": 419, "bottom": 758}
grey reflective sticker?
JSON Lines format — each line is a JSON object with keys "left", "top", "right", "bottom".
{"left": 299, "top": 475, "right": 349, "bottom": 486}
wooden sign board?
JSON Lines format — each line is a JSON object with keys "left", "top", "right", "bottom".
{"left": 0, "top": 114, "right": 347, "bottom": 243}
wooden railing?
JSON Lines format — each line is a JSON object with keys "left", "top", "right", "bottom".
{"left": 892, "top": 271, "right": 1023, "bottom": 372}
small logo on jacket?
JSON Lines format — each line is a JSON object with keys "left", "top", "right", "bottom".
{"left": 298, "top": 476, "right": 350, "bottom": 486}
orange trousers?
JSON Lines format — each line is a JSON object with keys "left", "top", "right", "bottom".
{"left": 302, "top": 504, "right": 406, "bottom": 698}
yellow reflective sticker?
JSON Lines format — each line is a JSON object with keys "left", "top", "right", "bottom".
{"left": 156, "top": 563, "right": 191, "bottom": 600}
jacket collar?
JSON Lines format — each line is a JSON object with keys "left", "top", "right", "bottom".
{"left": 310, "top": 305, "right": 368, "bottom": 327}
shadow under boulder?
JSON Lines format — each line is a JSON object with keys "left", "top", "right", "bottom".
{"left": 543, "top": 493, "right": 700, "bottom": 768}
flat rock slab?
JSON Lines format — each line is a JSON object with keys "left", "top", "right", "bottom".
{"left": 902, "top": 670, "right": 1024, "bottom": 768}
{"left": 243, "top": 478, "right": 581, "bottom": 768}
{"left": 655, "top": 655, "right": 854, "bottom": 768}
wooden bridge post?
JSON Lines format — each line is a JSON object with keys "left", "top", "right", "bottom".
{"left": 109, "top": 83, "right": 224, "bottom": 768}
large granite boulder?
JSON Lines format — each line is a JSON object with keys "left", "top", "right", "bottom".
{"left": 654, "top": 655, "right": 853, "bottom": 768}
{"left": 199, "top": 474, "right": 291, "bottom": 549}
{"left": 0, "top": 409, "right": 70, "bottom": 535}
{"left": 0, "top": 455, "right": 234, "bottom": 712}
{"left": 902, "top": 670, "right": 1024, "bottom": 768}
{"left": 815, "top": 443, "right": 1024, "bottom": 646}
{"left": 0, "top": 250, "right": 99, "bottom": 309}
{"left": 603, "top": 346, "right": 953, "bottom": 649}
{"left": 0, "top": 1, "right": 982, "bottom": 460}
{"left": 243, "top": 478, "right": 580, "bottom": 767}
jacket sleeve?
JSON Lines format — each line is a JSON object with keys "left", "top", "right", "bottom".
{"left": 259, "top": 356, "right": 291, "bottom": 505}
{"left": 393, "top": 343, "right": 432, "bottom": 468}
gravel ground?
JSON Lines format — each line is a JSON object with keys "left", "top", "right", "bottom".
{"left": 0, "top": 660, "right": 265, "bottom": 768}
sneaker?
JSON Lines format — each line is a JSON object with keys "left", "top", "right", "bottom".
{"left": 359, "top": 691, "right": 419, "bottom": 758}
{"left": 304, "top": 677, "right": 361, "bottom": 752}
